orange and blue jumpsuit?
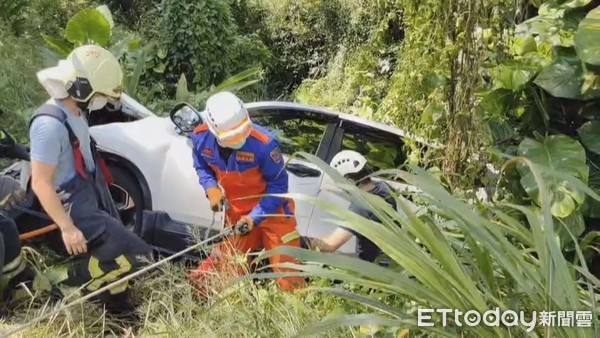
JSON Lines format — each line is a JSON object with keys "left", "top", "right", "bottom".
{"left": 189, "top": 123, "right": 305, "bottom": 291}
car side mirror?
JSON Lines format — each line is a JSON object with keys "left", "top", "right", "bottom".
{"left": 285, "top": 163, "right": 321, "bottom": 178}
{"left": 170, "top": 102, "right": 202, "bottom": 134}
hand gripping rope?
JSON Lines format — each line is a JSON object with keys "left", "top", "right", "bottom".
{"left": 0, "top": 226, "right": 235, "bottom": 337}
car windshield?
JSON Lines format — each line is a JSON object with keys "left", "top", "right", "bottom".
{"left": 251, "top": 109, "right": 331, "bottom": 155}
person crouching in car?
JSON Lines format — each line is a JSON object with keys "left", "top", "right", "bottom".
{"left": 305, "top": 150, "right": 396, "bottom": 265}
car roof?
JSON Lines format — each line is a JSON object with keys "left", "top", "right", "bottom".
{"left": 244, "top": 101, "right": 442, "bottom": 148}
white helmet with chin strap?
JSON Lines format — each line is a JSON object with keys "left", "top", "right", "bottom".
{"left": 36, "top": 44, "right": 123, "bottom": 111}
{"left": 204, "top": 91, "right": 252, "bottom": 149}
{"left": 330, "top": 150, "right": 368, "bottom": 177}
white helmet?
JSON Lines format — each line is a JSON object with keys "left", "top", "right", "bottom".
{"left": 37, "top": 45, "right": 123, "bottom": 110}
{"left": 330, "top": 150, "right": 368, "bottom": 177}
{"left": 204, "top": 91, "right": 252, "bottom": 149}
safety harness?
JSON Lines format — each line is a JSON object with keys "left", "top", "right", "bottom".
{"left": 28, "top": 104, "right": 121, "bottom": 223}
{"left": 28, "top": 104, "right": 113, "bottom": 186}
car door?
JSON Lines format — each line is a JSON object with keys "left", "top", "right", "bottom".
{"left": 248, "top": 107, "right": 338, "bottom": 236}
{"left": 308, "top": 118, "right": 412, "bottom": 254}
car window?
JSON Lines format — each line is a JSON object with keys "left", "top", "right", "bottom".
{"left": 340, "top": 121, "right": 406, "bottom": 171}
{"left": 250, "top": 109, "right": 331, "bottom": 156}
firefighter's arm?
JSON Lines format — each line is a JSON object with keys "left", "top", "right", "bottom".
{"left": 29, "top": 117, "right": 75, "bottom": 232}
{"left": 247, "top": 141, "right": 288, "bottom": 226}
{"left": 30, "top": 161, "right": 74, "bottom": 231}
{"left": 30, "top": 117, "right": 86, "bottom": 255}
{"left": 192, "top": 136, "right": 223, "bottom": 211}
{"left": 192, "top": 148, "right": 218, "bottom": 189}
{"left": 306, "top": 227, "right": 354, "bottom": 252}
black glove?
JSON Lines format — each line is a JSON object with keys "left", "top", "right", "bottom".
{"left": 234, "top": 217, "right": 254, "bottom": 236}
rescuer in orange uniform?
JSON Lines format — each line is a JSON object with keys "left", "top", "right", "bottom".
{"left": 188, "top": 91, "right": 305, "bottom": 293}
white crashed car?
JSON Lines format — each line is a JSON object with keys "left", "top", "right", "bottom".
{"left": 8, "top": 93, "right": 429, "bottom": 257}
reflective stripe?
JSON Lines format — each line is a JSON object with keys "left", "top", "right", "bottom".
{"left": 107, "top": 255, "right": 132, "bottom": 294}
{"left": 281, "top": 230, "right": 300, "bottom": 244}
{"left": 2, "top": 254, "right": 22, "bottom": 273}
{"left": 87, "top": 256, "right": 105, "bottom": 291}
{"left": 86, "top": 255, "right": 132, "bottom": 293}
{"left": 109, "top": 279, "right": 129, "bottom": 295}
{"left": 216, "top": 116, "right": 251, "bottom": 137}
{"left": 3, "top": 258, "right": 26, "bottom": 280}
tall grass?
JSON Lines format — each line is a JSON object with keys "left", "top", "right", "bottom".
{"left": 0, "top": 242, "right": 357, "bottom": 337}
{"left": 256, "top": 152, "right": 600, "bottom": 337}
{"left": 2, "top": 153, "right": 599, "bottom": 337}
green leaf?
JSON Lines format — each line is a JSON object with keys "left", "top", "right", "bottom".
{"left": 153, "top": 63, "right": 166, "bottom": 74}
{"left": 579, "top": 230, "right": 600, "bottom": 259}
{"left": 492, "top": 63, "right": 538, "bottom": 91}
{"left": 109, "top": 33, "right": 138, "bottom": 60}
{"left": 517, "top": 135, "right": 589, "bottom": 217}
{"left": 95, "top": 5, "right": 114, "bottom": 29}
{"left": 488, "top": 119, "right": 514, "bottom": 144}
{"left": 128, "top": 38, "right": 141, "bottom": 51}
{"left": 555, "top": 211, "right": 585, "bottom": 250}
{"left": 534, "top": 57, "right": 583, "bottom": 98}
{"left": 560, "top": 0, "right": 592, "bottom": 9}
{"left": 41, "top": 33, "right": 73, "bottom": 57}
{"left": 581, "top": 73, "right": 600, "bottom": 99}
{"left": 421, "top": 102, "right": 444, "bottom": 124}
{"left": 176, "top": 74, "right": 190, "bottom": 102}
{"left": 562, "top": 10, "right": 588, "bottom": 47}
{"left": 577, "top": 120, "right": 600, "bottom": 153}
{"left": 580, "top": 162, "right": 600, "bottom": 217}
{"left": 211, "top": 67, "right": 263, "bottom": 94}
{"left": 575, "top": 6, "right": 600, "bottom": 66}
{"left": 65, "top": 8, "right": 111, "bottom": 46}
{"left": 511, "top": 35, "right": 537, "bottom": 56}
{"left": 122, "top": 50, "right": 146, "bottom": 100}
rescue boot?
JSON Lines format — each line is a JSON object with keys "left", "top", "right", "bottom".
{"left": 1, "top": 263, "right": 36, "bottom": 303}
{"left": 94, "top": 291, "right": 141, "bottom": 324}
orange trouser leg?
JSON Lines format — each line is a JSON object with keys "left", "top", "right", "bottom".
{"left": 260, "top": 217, "right": 306, "bottom": 291}
{"left": 189, "top": 228, "right": 261, "bottom": 297}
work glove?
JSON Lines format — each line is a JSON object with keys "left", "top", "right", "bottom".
{"left": 206, "top": 187, "right": 225, "bottom": 212}
{"left": 0, "top": 176, "right": 25, "bottom": 211}
{"left": 234, "top": 216, "right": 254, "bottom": 236}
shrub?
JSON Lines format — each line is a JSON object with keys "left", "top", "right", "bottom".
{"left": 257, "top": 0, "right": 351, "bottom": 97}
{"left": 290, "top": 0, "right": 402, "bottom": 117}
{"left": 0, "top": 24, "right": 47, "bottom": 143}
{"left": 262, "top": 152, "right": 600, "bottom": 337}
{"left": 152, "top": 0, "right": 270, "bottom": 95}
{"left": 294, "top": 45, "right": 390, "bottom": 119}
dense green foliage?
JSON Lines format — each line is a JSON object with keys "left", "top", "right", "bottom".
{"left": 266, "top": 152, "right": 600, "bottom": 337}
{"left": 148, "top": 0, "right": 269, "bottom": 92}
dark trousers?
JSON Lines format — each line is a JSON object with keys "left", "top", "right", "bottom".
{"left": 57, "top": 174, "right": 151, "bottom": 307}
{"left": 0, "top": 213, "right": 34, "bottom": 295}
